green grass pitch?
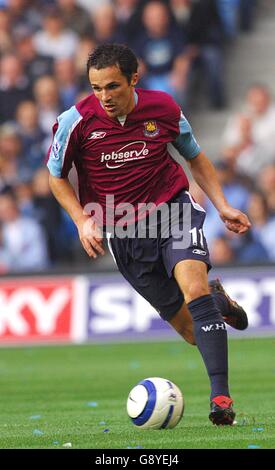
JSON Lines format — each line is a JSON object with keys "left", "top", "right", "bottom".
{"left": 0, "top": 337, "right": 274, "bottom": 449}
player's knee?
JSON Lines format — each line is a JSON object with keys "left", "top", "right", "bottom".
{"left": 184, "top": 282, "right": 209, "bottom": 304}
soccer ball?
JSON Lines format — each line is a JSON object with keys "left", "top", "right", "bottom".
{"left": 126, "top": 377, "right": 184, "bottom": 429}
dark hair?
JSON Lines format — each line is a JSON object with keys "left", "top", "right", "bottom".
{"left": 87, "top": 43, "right": 138, "bottom": 84}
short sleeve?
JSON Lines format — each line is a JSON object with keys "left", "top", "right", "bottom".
{"left": 172, "top": 111, "right": 201, "bottom": 160}
{"left": 47, "top": 106, "right": 82, "bottom": 178}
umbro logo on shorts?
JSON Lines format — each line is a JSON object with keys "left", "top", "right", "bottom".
{"left": 88, "top": 131, "right": 107, "bottom": 140}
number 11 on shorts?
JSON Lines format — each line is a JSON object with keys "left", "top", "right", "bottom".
{"left": 189, "top": 227, "right": 204, "bottom": 247}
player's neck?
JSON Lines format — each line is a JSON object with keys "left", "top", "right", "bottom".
{"left": 117, "top": 115, "right": 127, "bottom": 126}
{"left": 117, "top": 90, "right": 138, "bottom": 125}
{"left": 120, "top": 90, "right": 138, "bottom": 117}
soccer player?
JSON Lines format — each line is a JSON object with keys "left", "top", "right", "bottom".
{"left": 47, "top": 44, "right": 251, "bottom": 425}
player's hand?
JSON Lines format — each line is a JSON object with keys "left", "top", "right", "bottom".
{"left": 219, "top": 206, "right": 251, "bottom": 234}
{"left": 76, "top": 215, "right": 105, "bottom": 258}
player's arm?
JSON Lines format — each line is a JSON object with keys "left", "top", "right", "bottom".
{"left": 49, "top": 175, "right": 105, "bottom": 258}
{"left": 188, "top": 151, "right": 251, "bottom": 234}
{"left": 46, "top": 109, "right": 104, "bottom": 258}
{"left": 172, "top": 111, "right": 251, "bottom": 234}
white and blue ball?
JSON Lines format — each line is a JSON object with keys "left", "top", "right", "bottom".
{"left": 127, "top": 377, "right": 184, "bottom": 429}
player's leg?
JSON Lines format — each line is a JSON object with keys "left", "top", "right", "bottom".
{"left": 167, "top": 279, "right": 248, "bottom": 345}
{"left": 108, "top": 233, "right": 197, "bottom": 345}
{"left": 168, "top": 301, "right": 196, "bottom": 345}
{"left": 161, "top": 190, "right": 248, "bottom": 332}
{"left": 174, "top": 259, "right": 209, "bottom": 304}
{"left": 173, "top": 258, "right": 235, "bottom": 425}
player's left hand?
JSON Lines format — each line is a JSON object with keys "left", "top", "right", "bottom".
{"left": 219, "top": 206, "right": 251, "bottom": 234}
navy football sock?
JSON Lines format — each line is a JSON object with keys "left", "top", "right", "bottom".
{"left": 187, "top": 294, "right": 230, "bottom": 400}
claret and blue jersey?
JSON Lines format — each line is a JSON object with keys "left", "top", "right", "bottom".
{"left": 47, "top": 88, "right": 201, "bottom": 225}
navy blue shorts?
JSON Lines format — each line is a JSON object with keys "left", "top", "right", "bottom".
{"left": 108, "top": 190, "right": 212, "bottom": 321}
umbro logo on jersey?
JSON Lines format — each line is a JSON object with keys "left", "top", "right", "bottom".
{"left": 88, "top": 131, "right": 107, "bottom": 140}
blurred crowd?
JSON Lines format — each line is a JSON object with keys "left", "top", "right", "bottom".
{"left": 191, "top": 82, "right": 275, "bottom": 266}
{"left": 1, "top": 0, "right": 273, "bottom": 274}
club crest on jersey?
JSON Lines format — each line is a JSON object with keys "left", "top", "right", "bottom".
{"left": 143, "top": 121, "right": 159, "bottom": 137}
{"left": 88, "top": 131, "right": 107, "bottom": 140}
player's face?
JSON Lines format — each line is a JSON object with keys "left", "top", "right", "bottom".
{"left": 89, "top": 65, "right": 138, "bottom": 118}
